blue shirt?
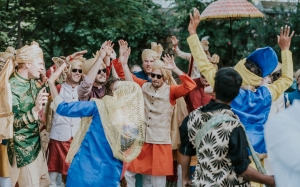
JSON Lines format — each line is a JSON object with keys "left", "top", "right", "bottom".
{"left": 56, "top": 101, "right": 122, "bottom": 187}
{"left": 287, "top": 88, "right": 300, "bottom": 105}
{"left": 231, "top": 86, "right": 272, "bottom": 154}
{"left": 133, "top": 71, "right": 151, "bottom": 82}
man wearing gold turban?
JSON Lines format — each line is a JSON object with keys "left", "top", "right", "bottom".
{"left": 114, "top": 47, "right": 196, "bottom": 187}
{"left": 7, "top": 41, "right": 50, "bottom": 187}
{"left": 127, "top": 41, "right": 162, "bottom": 82}
{"left": 46, "top": 57, "right": 84, "bottom": 186}
{"left": 0, "top": 47, "right": 15, "bottom": 187}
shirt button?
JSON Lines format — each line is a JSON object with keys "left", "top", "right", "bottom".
{"left": 148, "top": 125, "right": 149, "bottom": 127}
{"left": 149, "top": 117, "right": 151, "bottom": 119}
{"left": 151, "top": 103, "right": 153, "bottom": 104}
{"left": 71, "top": 125, "right": 73, "bottom": 127}
{"left": 152, "top": 96, "right": 154, "bottom": 98}
{"left": 150, "top": 110, "right": 152, "bottom": 112}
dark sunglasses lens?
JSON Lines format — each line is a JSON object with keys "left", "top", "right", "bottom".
{"left": 72, "top": 69, "right": 82, "bottom": 73}
{"left": 98, "top": 69, "right": 106, "bottom": 74}
{"left": 150, "top": 73, "right": 162, "bottom": 79}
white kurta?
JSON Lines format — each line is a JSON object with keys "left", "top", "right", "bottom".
{"left": 265, "top": 100, "right": 300, "bottom": 187}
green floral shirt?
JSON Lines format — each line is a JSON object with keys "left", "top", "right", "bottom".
{"left": 7, "top": 72, "right": 41, "bottom": 167}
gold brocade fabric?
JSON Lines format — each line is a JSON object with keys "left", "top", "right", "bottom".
{"left": 66, "top": 81, "right": 145, "bottom": 163}
{"left": 141, "top": 42, "right": 163, "bottom": 61}
{"left": 234, "top": 58, "right": 262, "bottom": 87}
{"left": 0, "top": 59, "right": 15, "bottom": 140}
{"left": 0, "top": 144, "right": 9, "bottom": 177}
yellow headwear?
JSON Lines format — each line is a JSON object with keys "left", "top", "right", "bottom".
{"left": 0, "top": 47, "right": 15, "bottom": 61}
{"left": 152, "top": 59, "right": 173, "bottom": 84}
{"left": 82, "top": 57, "right": 105, "bottom": 75}
{"left": 234, "top": 58, "right": 262, "bottom": 87}
{"left": 141, "top": 42, "right": 164, "bottom": 61}
{"left": 16, "top": 41, "right": 43, "bottom": 64}
{"left": 69, "top": 57, "right": 84, "bottom": 69}
{"left": 0, "top": 47, "right": 16, "bottom": 71}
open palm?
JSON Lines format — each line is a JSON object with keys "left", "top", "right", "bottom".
{"left": 162, "top": 54, "right": 176, "bottom": 70}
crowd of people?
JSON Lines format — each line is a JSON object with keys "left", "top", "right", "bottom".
{"left": 0, "top": 8, "right": 299, "bottom": 187}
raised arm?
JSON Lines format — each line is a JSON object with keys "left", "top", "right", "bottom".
{"left": 85, "top": 41, "right": 112, "bottom": 82}
{"left": 48, "top": 63, "right": 96, "bottom": 117}
{"left": 267, "top": 26, "right": 294, "bottom": 101}
{"left": 171, "top": 36, "right": 191, "bottom": 61}
{"left": 187, "top": 8, "right": 216, "bottom": 88}
{"left": 161, "top": 54, "right": 196, "bottom": 104}
{"left": 116, "top": 40, "right": 147, "bottom": 87}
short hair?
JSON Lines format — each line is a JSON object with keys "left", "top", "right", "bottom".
{"left": 245, "top": 59, "right": 262, "bottom": 77}
{"left": 214, "top": 68, "right": 242, "bottom": 102}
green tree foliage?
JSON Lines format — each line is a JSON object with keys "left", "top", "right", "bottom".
{"left": 0, "top": 0, "right": 168, "bottom": 67}
{"left": 167, "top": 0, "right": 300, "bottom": 69}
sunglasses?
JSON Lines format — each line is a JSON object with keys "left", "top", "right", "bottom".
{"left": 72, "top": 69, "right": 82, "bottom": 73}
{"left": 98, "top": 69, "right": 106, "bottom": 74}
{"left": 150, "top": 73, "right": 163, "bottom": 79}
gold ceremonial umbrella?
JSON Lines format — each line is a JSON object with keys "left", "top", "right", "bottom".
{"left": 200, "top": 0, "right": 264, "bottom": 64}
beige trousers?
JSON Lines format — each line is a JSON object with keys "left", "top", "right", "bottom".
{"left": 9, "top": 151, "right": 50, "bottom": 187}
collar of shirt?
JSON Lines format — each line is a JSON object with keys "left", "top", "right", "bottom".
{"left": 201, "top": 100, "right": 231, "bottom": 112}
{"left": 62, "top": 82, "right": 79, "bottom": 90}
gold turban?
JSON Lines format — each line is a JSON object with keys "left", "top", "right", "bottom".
{"left": 16, "top": 41, "right": 44, "bottom": 64}
{"left": 0, "top": 47, "right": 16, "bottom": 71}
{"left": 141, "top": 42, "right": 164, "bottom": 61}
{"left": 69, "top": 57, "right": 84, "bottom": 69}
{"left": 82, "top": 57, "right": 105, "bottom": 75}
{"left": 152, "top": 59, "right": 188, "bottom": 149}
{"left": 234, "top": 58, "right": 262, "bottom": 88}
{"left": 66, "top": 81, "right": 145, "bottom": 163}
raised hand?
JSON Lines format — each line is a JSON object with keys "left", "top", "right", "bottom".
{"left": 119, "top": 47, "right": 131, "bottom": 66}
{"left": 277, "top": 25, "right": 294, "bottom": 51}
{"left": 48, "top": 62, "right": 67, "bottom": 84}
{"left": 33, "top": 87, "right": 49, "bottom": 113}
{"left": 162, "top": 54, "right": 177, "bottom": 70}
{"left": 188, "top": 8, "right": 201, "bottom": 35}
{"left": 170, "top": 36, "right": 179, "bottom": 47}
{"left": 67, "top": 50, "right": 88, "bottom": 61}
{"left": 37, "top": 74, "right": 48, "bottom": 86}
{"left": 105, "top": 40, "right": 114, "bottom": 57}
{"left": 118, "top": 40, "right": 128, "bottom": 57}
{"left": 110, "top": 49, "right": 117, "bottom": 60}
